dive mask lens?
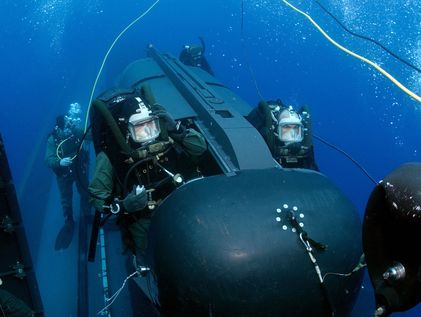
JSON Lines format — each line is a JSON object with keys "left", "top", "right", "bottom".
{"left": 278, "top": 123, "right": 303, "bottom": 143}
{"left": 129, "top": 116, "right": 161, "bottom": 143}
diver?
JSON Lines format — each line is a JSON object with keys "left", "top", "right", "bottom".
{"left": 179, "top": 36, "right": 214, "bottom": 75}
{"left": 88, "top": 86, "right": 207, "bottom": 262}
{"left": 246, "top": 99, "right": 319, "bottom": 170}
{"left": 45, "top": 102, "right": 90, "bottom": 249}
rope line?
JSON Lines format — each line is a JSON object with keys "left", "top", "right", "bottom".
{"left": 281, "top": 0, "right": 421, "bottom": 103}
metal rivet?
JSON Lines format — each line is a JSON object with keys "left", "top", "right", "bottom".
{"left": 276, "top": 217, "right": 281, "bottom": 222}
{"left": 283, "top": 204, "right": 289, "bottom": 209}
{"left": 292, "top": 228, "right": 297, "bottom": 233}
{"left": 292, "top": 206, "right": 298, "bottom": 211}
{"left": 276, "top": 208, "right": 282, "bottom": 213}
{"left": 299, "top": 213, "right": 304, "bottom": 219}
{"left": 299, "top": 222, "right": 304, "bottom": 228}
{"left": 282, "top": 225, "right": 288, "bottom": 230}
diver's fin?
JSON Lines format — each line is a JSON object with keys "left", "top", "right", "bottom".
{"left": 54, "top": 222, "right": 75, "bottom": 250}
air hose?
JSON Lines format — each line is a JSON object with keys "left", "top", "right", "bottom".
{"left": 83, "top": 0, "right": 161, "bottom": 143}
{"left": 55, "top": 137, "right": 77, "bottom": 161}
{"left": 56, "top": 1, "right": 161, "bottom": 163}
{"left": 91, "top": 99, "right": 134, "bottom": 158}
{"left": 313, "top": 134, "right": 377, "bottom": 185}
{"left": 141, "top": 83, "right": 156, "bottom": 105}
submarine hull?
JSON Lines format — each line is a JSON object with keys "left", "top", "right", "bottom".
{"left": 147, "top": 168, "right": 363, "bottom": 317}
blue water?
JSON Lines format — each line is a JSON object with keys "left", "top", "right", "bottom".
{"left": 1, "top": 0, "right": 420, "bottom": 316}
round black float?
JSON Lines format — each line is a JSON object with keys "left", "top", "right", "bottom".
{"left": 147, "top": 168, "right": 363, "bottom": 317}
{"left": 363, "top": 163, "right": 421, "bottom": 314}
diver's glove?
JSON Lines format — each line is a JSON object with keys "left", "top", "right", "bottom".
{"left": 152, "top": 104, "right": 178, "bottom": 132}
{"left": 60, "top": 157, "right": 73, "bottom": 167}
{"left": 122, "top": 185, "right": 147, "bottom": 213}
{"left": 152, "top": 104, "right": 187, "bottom": 141}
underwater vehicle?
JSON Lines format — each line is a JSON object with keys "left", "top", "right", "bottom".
{"left": 88, "top": 45, "right": 421, "bottom": 316}
{"left": 89, "top": 45, "right": 364, "bottom": 317}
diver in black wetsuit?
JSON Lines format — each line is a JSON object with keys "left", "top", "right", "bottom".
{"left": 179, "top": 37, "right": 214, "bottom": 75}
{"left": 45, "top": 102, "right": 90, "bottom": 249}
{"left": 88, "top": 86, "right": 207, "bottom": 261}
{"left": 247, "top": 99, "right": 319, "bottom": 171}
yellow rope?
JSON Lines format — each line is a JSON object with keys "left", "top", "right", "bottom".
{"left": 281, "top": 0, "right": 421, "bottom": 103}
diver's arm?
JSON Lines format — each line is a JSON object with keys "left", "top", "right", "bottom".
{"left": 299, "top": 104, "right": 313, "bottom": 148}
{"left": 45, "top": 135, "right": 62, "bottom": 172}
{"left": 151, "top": 102, "right": 207, "bottom": 157}
{"left": 179, "top": 128, "right": 207, "bottom": 158}
{"left": 88, "top": 151, "right": 114, "bottom": 212}
{"left": 152, "top": 103, "right": 207, "bottom": 157}
{"left": 298, "top": 105, "right": 319, "bottom": 171}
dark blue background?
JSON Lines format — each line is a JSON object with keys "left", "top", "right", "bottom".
{"left": 1, "top": 0, "right": 420, "bottom": 315}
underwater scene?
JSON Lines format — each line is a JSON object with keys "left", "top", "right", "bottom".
{"left": 0, "top": 0, "right": 420, "bottom": 316}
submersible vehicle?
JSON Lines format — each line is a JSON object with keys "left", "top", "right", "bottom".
{"left": 89, "top": 45, "right": 364, "bottom": 317}
{"left": 1, "top": 43, "right": 420, "bottom": 316}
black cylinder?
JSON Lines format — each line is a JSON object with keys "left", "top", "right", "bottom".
{"left": 147, "top": 168, "right": 363, "bottom": 317}
{"left": 363, "top": 163, "right": 421, "bottom": 313}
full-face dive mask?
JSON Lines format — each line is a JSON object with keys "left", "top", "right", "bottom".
{"left": 277, "top": 109, "right": 304, "bottom": 144}
{"left": 128, "top": 97, "right": 161, "bottom": 144}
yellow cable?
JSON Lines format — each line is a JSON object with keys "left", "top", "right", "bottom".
{"left": 281, "top": 0, "right": 421, "bottom": 103}
{"left": 83, "top": 0, "right": 161, "bottom": 135}
{"left": 56, "top": 0, "right": 161, "bottom": 162}
{"left": 56, "top": 137, "right": 78, "bottom": 161}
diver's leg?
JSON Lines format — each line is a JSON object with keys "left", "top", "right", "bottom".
{"left": 56, "top": 176, "right": 74, "bottom": 224}
{"left": 129, "top": 217, "right": 161, "bottom": 307}
{"left": 129, "top": 217, "right": 152, "bottom": 261}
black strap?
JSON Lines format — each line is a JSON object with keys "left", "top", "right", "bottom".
{"left": 88, "top": 210, "right": 102, "bottom": 262}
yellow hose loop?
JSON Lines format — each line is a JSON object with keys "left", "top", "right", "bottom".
{"left": 56, "top": 137, "right": 78, "bottom": 161}
{"left": 282, "top": 0, "right": 421, "bottom": 103}
{"left": 83, "top": 0, "right": 162, "bottom": 135}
